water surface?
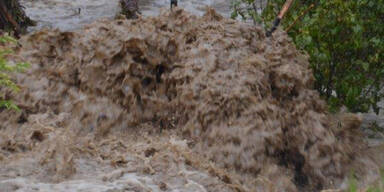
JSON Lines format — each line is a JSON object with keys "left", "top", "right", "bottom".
{"left": 21, "top": 0, "right": 233, "bottom": 31}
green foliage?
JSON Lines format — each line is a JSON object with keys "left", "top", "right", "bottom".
{"left": 347, "top": 168, "right": 384, "bottom": 192}
{"left": 0, "top": 0, "right": 36, "bottom": 33}
{"left": 232, "top": 0, "right": 384, "bottom": 114}
{"left": 0, "top": 35, "right": 29, "bottom": 111}
{"left": 348, "top": 173, "right": 358, "bottom": 192}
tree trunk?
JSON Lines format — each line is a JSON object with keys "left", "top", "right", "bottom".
{"left": 0, "top": 0, "right": 35, "bottom": 36}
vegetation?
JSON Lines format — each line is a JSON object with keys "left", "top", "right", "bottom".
{"left": 232, "top": 0, "right": 384, "bottom": 114}
{"left": 348, "top": 168, "right": 384, "bottom": 192}
{"left": 0, "top": 35, "right": 28, "bottom": 110}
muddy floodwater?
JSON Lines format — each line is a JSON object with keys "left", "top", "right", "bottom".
{"left": 20, "top": 0, "right": 233, "bottom": 31}
{"left": 0, "top": 1, "right": 383, "bottom": 192}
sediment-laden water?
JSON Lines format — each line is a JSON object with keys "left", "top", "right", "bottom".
{"left": 0, "top": 1, "right": 383, "bottom": 192}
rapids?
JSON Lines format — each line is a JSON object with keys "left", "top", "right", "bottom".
{"left": 0, "top": 1, "right": 383, "bottom": 192}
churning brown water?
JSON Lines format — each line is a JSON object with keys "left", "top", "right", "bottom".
{"left": 0, "top": 5, "right": 383, "bottom": 192}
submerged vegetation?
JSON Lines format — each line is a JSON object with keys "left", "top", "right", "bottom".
{"left": 232, "top": 0, "right": 384, "bottom": 114}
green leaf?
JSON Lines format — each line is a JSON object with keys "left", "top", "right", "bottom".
{"left": 361, "top": 62, "right": 369, "bottom": 71}
{"left": 0, "top": 35, "right": 29, "bottom": 111}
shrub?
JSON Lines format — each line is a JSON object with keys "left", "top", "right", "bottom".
{"left": 232, "top": 0, "right": 384, "bottom": 114}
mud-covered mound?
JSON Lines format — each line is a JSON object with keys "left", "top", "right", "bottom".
{"left": 0, "top": 8, "right": 372, "bottom": 191}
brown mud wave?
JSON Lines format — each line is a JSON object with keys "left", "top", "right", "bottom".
{"left": 0, "top": 8, "right": 380, "bottom": 191}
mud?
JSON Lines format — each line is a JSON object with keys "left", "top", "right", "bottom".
{"left": 0, "top": 8, "right": 381, "bottom": 191}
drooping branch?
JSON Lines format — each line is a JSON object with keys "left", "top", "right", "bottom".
{"left": 286, "top": 4, "right": 315, "bottom": 33}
